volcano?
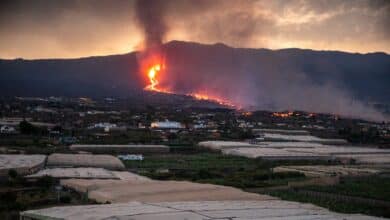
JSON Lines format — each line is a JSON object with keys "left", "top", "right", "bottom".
{"left": 0, "top": 41, "right": 389, "bottom": 120}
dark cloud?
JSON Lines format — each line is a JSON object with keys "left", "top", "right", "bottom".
{"left": 134, "top": 0, "right": 167, "bottom": 47}
{"left": 0, "top": 0, "right": 388, "bottom": 121}
{"left": 0, "top": 0, "right": 139, "bottom": 58}
{"left": 0, "top": 0, "right": 389, "bottom": 58}
{"left": 159, "top": 42, "right": 388, "bottom": 121}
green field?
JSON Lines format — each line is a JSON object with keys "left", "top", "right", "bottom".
{"left": 267, "top": 176, "right": 390, "bottom": 218}
{"left": 123, "top": 153, "right": 389, "bottom": 218}
{"left": 0, "top": 175, "right": 92, "bottom": 220}
{"left": 303, "top": 176, "right": 390, "bottom": 201}
{"left": 123, "top": 153, "right": 319, "bottom": 188}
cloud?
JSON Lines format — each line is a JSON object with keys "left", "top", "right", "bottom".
{"left": 0, "top": 0, "right": 142, "bottom": 58}
{"left": 0, "top": 0, "right": 389, "bottom": 59}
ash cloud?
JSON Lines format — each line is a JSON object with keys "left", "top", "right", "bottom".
{"left": 131, "top": 0, "right": 389, "bottom": 121}
{"left": 0, "top": 0, "right": 388, "bottom": 121}
{"left": 160, "top": 42, "right": 389, "bottom": 122}
{"left": 1, "top": 0, "right": 389, "bottom": 58}
{"left": 134, "top": 0, "right": 167, "bottom": 48}
{"left": 249, "top": 72, "right": 387, "bottom": 122}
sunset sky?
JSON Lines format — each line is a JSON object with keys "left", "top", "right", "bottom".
{"left": 0, "top": 0, "right": 389, "bottom": 59}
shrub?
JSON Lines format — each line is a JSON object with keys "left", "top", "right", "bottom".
{"left": 8, "top": 169, "right": 18, "bottom": 179}
{"left": 36, "top": 176, "right": 55, "bottom": 188}
{"left": 59, "top": 195, "right": 71, "bottom": 203}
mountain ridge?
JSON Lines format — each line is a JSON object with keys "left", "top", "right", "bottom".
{"left": 0, "top": 40, "right": 389, "bottom": 121}
{"left": 1, "top": 40, "right": 388, "bottom": 61}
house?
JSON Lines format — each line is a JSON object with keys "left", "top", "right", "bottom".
{"left": 0, "top": 125, "right": 16, "bottom": 134}
{"left": 150, "top": 120, "right": 184, "bottom": 129}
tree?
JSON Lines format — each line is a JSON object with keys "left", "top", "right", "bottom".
{"left": 37, "top": 175, "right": 55, "bottom": 188}
{"left": 60, "top": 195, "right": 72, "bottom": 203}
{"left": 52, "top": 125, "right": 63, "bottom": 133}
{"left": 8, "top": 169, "right": 18, "bottom": 179}
{"left": 19, "top": 120, "right": 37, "bottom": 134}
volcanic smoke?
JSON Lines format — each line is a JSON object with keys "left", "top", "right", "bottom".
{"left": 135, "top": 0, "right": 169, "bottom": 93}
{"left": 134, "top": 0, "right": 166, "bottom": 48}
{"left": 133, "top": 0, "right": 386, "bottom": 121}
{"left": 134, "top": 0, "right": 234, "bottom": 107}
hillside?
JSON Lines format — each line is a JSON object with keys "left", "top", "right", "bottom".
{"left": 1, "top": 41, "right": 389, "bottom": 120}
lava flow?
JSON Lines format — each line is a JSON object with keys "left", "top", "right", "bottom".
{"left": 190, "top": 93, "right": 236, "bottom": 108}
{"left": 272, "top": 112, "right": 294, "bottom": 118}
{"left": 142, "top": 54, "right": 171, "bottom": 93}
{"left": 145, "top": 64, "right": 162, "bottom": 91}
{"left": 141, "top": 55, "right": 235, "bottom": 107}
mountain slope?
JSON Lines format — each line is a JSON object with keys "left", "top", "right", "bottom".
{"left": 0, "top": 41, "right": 389, "bottom": 120}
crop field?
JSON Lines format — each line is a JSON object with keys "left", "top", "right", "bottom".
{"left": 122, "top": 153, "right": 334, "bottom": 188}
{"left": 267, "top": 176, "right": 390, "bottom": 218}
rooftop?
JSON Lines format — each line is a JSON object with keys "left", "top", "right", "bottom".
{"left": 61, "top": 179, "right": 270, "bottom": 203}
{"left": 70, "top": 144, "right": 169, "bottom": 149}
{"left": 47, "top": 153, "right": 125, "bottom": 170}
{"left": 21, "top": 200, "right": 382, "bottom": 220}
{"left": 26, "top": 168, "right": 120, "bottom": 179}
{"left": 0, "top": 154, "right": 46, "bottom": 170}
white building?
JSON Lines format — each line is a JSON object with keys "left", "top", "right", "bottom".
{"left": 34, "top": 106, "right": 57, "bottom": 114}
{"left": 118, "top": 154, "right": 144, "bottom": 161}
{"left": 88, "top": 123, "right": 117, "bottom": 130}
{"left": 193, "top": 123, "right": 207, "bottom": 129}
{"left": 0, "top": 125, "right": 16, "bottom": 134}
{"left": 150, "top": 120, "right": 183, "bottom": 129}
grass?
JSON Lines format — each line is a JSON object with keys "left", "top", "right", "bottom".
{"left": 266, "top": 175, "right": 390, "bottom": 218}
{"left": 123, "top": 152, "right": 389, "bottom": 217}
{"left": 303, "top": 176, "right": 390, "bottom": 201}
{"left": 0, "top": 176, "right": 92, "bottom": 220}
{"left": 268, "top": 189, "right": 389, "bottom": 217}
{"left": 123, "top": 153, "right": 307, "bottom": 188}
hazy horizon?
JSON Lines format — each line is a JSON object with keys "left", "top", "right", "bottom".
{"left": 1, "top": 0, "right": 389, "bottom": 59}
{"left": 1, "top": 40, "right": 389, "bottom": 60}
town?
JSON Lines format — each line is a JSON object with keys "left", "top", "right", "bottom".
{"left": 1, "top": 95, "right": 389, "bottom": 219}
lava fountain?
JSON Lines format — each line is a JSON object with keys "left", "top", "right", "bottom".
{"left": 139, "top": 50, "right": 235, "bottom": 107}
{"left": 139, "top": 50, "right": 170, "bottom": 93}
{"left": 145, "top": 64, "right": 161, "bottom": 91}
{"left": 139, "top": 50, "right": 237, "bottom": 108}
{"left": 134, "top": 0, "right": 235, "bottom": 107}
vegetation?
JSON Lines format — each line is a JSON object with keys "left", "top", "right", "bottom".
{"left": 123, "top": 152, "right": 390, "bottom": 217}
{"left": 266, "top": 176, "right": 390, "bottom": 218}
{"left": 338, "top": 126, "right": 386, "bottom": 145}
{"left": 303, "top": 176, "right": 390, "bottom": 202}
{"left": 19, "top": 120, "right": 37, "bottom": 135}
{"left": 19, "top": 121, "right": 48, "bottom": 136}
{"left": 79, "top": 130, "right": 163, "bottom": 144}
{"left": 0, "top": 135, "right": 60, "bottom": 149}
{"left": 0, "top": 175, "right": 90, "bottom": 220}
{"left": 123, "top": 153, "right": 309, "bottom": 188}
{"left": 8, "top": 169, "right": 18, "bottom": 179}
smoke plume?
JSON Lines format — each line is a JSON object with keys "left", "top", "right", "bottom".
{"left": 159, "top": 42, "right": 389, "bottom": 122}
{"left": 132, "top": 1, "right": 388, "bottom": 122}
{"left": 134, "top": 0, "right": 167, "bottom": 48}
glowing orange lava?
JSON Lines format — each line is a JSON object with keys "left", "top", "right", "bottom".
{"left": 242, "top": 111, "right": 253, "bottom": 116}
{"left": 192, "top": 93, "right": 211, "bottom": 100}
{"left": 189, "top": 92, "right": 236, "bottom": 107}
{"left": 140, "top": 53, "right": 235, "bottom": 108}
{"left": 272, "top": 112, "right": 294, "bottom": 118}
{"left": 140, "top": 50, "right": 171, "bottom": 93}
{"left": 145, "top": 64, "right": 161, "bottom": 91}
{"left": 143, "top": 61, "right": 171, "bottom": 93}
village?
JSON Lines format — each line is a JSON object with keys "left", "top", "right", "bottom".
{"left": 0, "top": 96, "right": 389, "bottom": 219}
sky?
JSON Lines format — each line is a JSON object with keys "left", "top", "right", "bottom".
{"left": 0, "top": 0, "right": 389, "bottom": 59}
